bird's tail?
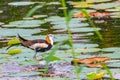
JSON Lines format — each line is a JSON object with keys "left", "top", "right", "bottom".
{"left": 17, "top": 34, "right": 28, "bottom": 42}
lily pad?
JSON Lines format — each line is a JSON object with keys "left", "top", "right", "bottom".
{"left": 19, "top": 59, "right": 37, "bottom": 66}
{"left": 0, "top": 28, "right": 40, "bottom": 36}
{"left": 102, "top": 47, "right": 120, "bottom": 52}
{"left": 46, "top": 16, "right": 86, "bottom": 22}
{"left": 0, "top": 22, "right": 4, "bottom": 25}
{"left": 61, "top": 43, "right": 99, "bottom": 49}
{"left": 102, "top": 52, "right": 120, "bottom": 59}
{"left": 0, "top": 58, "right": 9, "bottom": 64}
{"left": 52, "top": 23, "right": 89, "bottom": 29}
{"left": 47, "top": 2, "right": 61, "bottom": 5}
{"left": 0, "top": 53, "right": 11, "bottom": 58}
{"left": 90, "top": 2, "right": 120, "bottom": 9}
{"left": 8, "top": 49, "right": 22, "bottom": 55}
{"left": 4, "top": 20, "right": 45, "bottom": 28}
{"left": 108, "top": 62, "right": 120, "bottom": 68}
{"left": 7, "top": 38, "right": 20, "bottom": 46}
{"left": 35, "top": 77, "right": 67, "bottom": 80}
{"left": 70, "top": 48, "right": 101, "bottom": 53}
{"left": 69, "top": 2, "right": 93, "bottom": 8}
{"left": 86, "top": 0, "right": 111, "bottom": 3}
{"left": 8, "top": 2, "right": 36, "bottom": 6}
{"left": 9, "top": 72, "right": 40, "bottom": 77}
{"left": 106, "top": 8, "right": 120, "bottom": 12}
{"left": 70, "top": 27, "right": 101, "bottom": 33}
{"left": 0, "top": 10, "right": 3, "bottom": 13}
{"left": 33, "top": 15, "right": 48, "bottom": 19}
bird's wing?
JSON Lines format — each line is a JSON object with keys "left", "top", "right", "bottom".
{"left": 29, "top": 43, "right": 48, "bottom": 49}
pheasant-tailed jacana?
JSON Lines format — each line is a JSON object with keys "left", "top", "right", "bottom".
{"left": 18, "top": 34, "right": 54, "bottom": 60}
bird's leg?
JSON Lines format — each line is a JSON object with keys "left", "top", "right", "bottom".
{"left": 33, "top": 51, "right": 37, "bottom": 60}
{"left": 33, "top": 50, "right": 43, "bottom": 61}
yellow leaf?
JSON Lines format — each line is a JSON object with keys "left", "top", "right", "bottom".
{"left": 94, "top": 72, "right": 105, "bottom": 79}
{"left": 8, "top": 49, "right": 22, "bottom": 55}
{"left": 87, "top": 72, "right": 105, "bottom": 80}
{"left": 8, "top": 38, "right": 20, "bottom": 46}
{"left": 70, "top": 2, "right": 93, "bottom": 8}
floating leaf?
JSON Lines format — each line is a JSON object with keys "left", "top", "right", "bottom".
{"left": 44, "top": 55, "right": 60, "bottom": 62}
{"left": 8, "top": 49, "right": 22, "bottom": 55}
{"left": 86, "top": 72, "right": 105, "bottom": 80}
{"left": 102, "top": 47, "right": 120, "bottom": 52}
{"left": 0, "top": 28, "right": 40, "bottom": 36}
{"left": 46, "top": 16, "right": 86, "bottom": 22}
{"left": 7, "top": 38, "right": 20, "bottom": 46}
{"left": 67, "top": 47, "right": 101, "bottom": 53}
{"left": 33, "top": 15, "right": 48, "bottom": 19}
{"left": 106, "top": 7, "right": 120, "bottom": 12}
{"left": 8, "top": 2, "right": 36, "bottom": 6}
{"left": 102, "top": 52, "right": 120, "bottom": 59}
{"left": 35, "top": 77, "right": 67, "bottom": 80}
{"left": 73, "top": 12, "right": 110, "bottom": 18}
{"left": 71, "top": 56, "right": 110, "bottom": 64}
{"left": 9, "top": 72, "right": 40, "bottom": 77}
{"left": 47, "top": 2, "right": 61, "bottom": 5}
{"left": 86, "top": 72, "right": 96, "bottom": 80}
{"left": 0, "top": 58, "right": 9, "bottom": 64}
{"left": 5, "top": 20, "right": 45, "bottom": 28}
{"left": 19, "top": 59, "right": 37, "bottom": 66}
{"left": 87, "top": 64, "right": 102, "bottom": 68}
{"left": 0, "top": 22, "right": 4, "bottom": 25}
{"left": 0, "top": 10, "right": 3, "bottom": 13}
{"left": 90, "top": 2, "right": 120, "bottom": 9}
{"left": 69, "top": 2, "right": 93, "bottom": 8}
{"left": 86, "top": 0, "right": 111, "bottom": 3}
{"left": 70, "top": 27, "right": 101, "bottom": 33}
{"left": 52, "top": 23, "right": 89, "bottom": 29}
{"left": 62, "top": 43, "right": 99, "bottom": 50}
{"left": 0, "top": 53, "right": 11, "bottom": 58}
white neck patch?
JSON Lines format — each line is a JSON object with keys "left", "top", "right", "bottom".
{"left": 49, "top": 37, "right": 53, "bottom": 45}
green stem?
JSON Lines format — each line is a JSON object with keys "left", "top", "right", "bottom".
{"left": 61, "top": 0, "right": 80, "bottom": 79}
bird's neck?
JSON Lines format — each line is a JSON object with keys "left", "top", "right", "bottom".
{"left": 45, "top": 36, "right": 53, "bottom": 45}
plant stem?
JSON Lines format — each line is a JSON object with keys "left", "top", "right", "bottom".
{"left": 61, "top": 0, "right": 80, "bottom": 79}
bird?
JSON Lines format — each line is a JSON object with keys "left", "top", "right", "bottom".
{"left": 17, "top": 34, "right": 54, "bottom": 60}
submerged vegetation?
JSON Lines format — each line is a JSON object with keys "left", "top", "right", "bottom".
{"left": 0, "top": 0, "right": 120, "bottom": 80}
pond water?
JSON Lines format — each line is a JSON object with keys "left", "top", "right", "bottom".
{"left": 0, "top": 0, "right": 120, "bottom": 80}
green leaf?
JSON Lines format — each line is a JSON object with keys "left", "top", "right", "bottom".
{"left": 100, "top": 63, "right": 115, "bottom": 80}
{"left": 90, "top": 2, "right": 120, "bottom": 9}
{"left": 8, "top": 2, "right": 36, "bottom": 6}
{"left": 48, "top": 42, "right": 63, "bottom": 56}
{"left": 86, "top": 72, "right": 96, "bottom": 80}
{"left": 9, "top": 72, "right": 40, "bottom": 77}
{"left": 44, "top": 55, "right": 60, "bottom": 62}
{"left": 0, "top": 58, "right": 9, "bottom": 64}
{"left": 6, "top": 20, "right": 45, "bottom": 28}
{"left": 26, "top": 5, "right": 45, "bottom": 17}
{"left": 0, "top": 28, "right": 40, "bottom": 36}
{"left": 19, "top": 59, "right": 37, "bottom": 66}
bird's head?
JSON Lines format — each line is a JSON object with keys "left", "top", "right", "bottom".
{"left": 45, "top": 34, "right": 54, "bottom": 45}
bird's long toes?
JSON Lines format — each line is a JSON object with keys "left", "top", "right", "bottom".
{"left": 33, "top": 56, "right": 43, "bottom": 61}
